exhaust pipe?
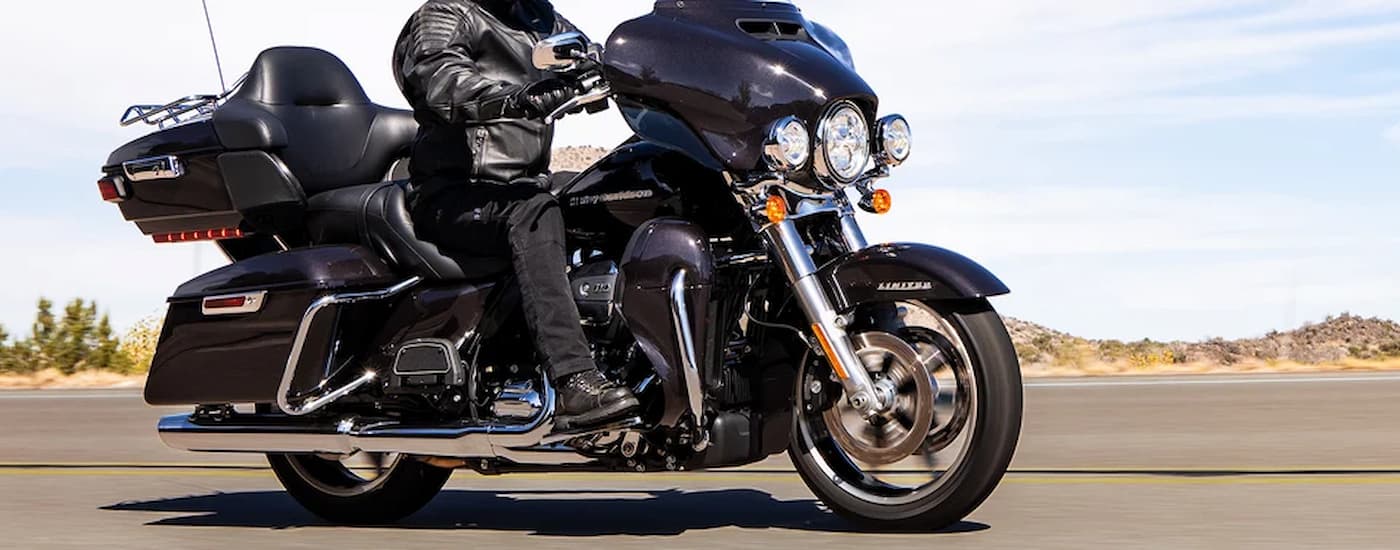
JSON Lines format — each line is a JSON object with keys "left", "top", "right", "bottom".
{"left": 157, "top": 381, "right": 595, "bottom": 465}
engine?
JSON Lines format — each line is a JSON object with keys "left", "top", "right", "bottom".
{"left": 571, "top": 259, "right": 620, "bottom": 331}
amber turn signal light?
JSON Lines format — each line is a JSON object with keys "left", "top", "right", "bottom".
{"left": 765, "top": 194, "right": 789, "bottom": 224}
{"left": 870, "top": 189, "right": 892, "bottom": 214}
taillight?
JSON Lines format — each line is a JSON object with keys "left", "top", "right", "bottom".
{"left": 201, "top": 292, "right": 267, "bottom": 316}
{"left": 98, "top": 177, "right": 128, "bottom": 203}
{"left": 153, "top": 228, "right": 248, "bottom": 243}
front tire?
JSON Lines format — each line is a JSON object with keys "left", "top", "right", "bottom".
{"left": 268, "top": 453, "right": 452, "bottom": 525}
{"left": 789, "top": 299, "right": 1023, "bottom": 530}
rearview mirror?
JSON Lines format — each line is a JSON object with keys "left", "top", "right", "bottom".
{"left": 533, "top": 32, "right": 589, "bottom": 72}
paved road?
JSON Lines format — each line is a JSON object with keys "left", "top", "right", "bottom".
{"left": 3, "top": 373, "right": 1399, "bottom": 548}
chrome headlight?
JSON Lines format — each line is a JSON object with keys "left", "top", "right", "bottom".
{"left": 814, "top": 101, "right": 871, "bottom": 185}
{"left": 878, "top": 115, "right": 912, "bottom": 166}
{"left": 763, "top": 116, "right": 811, "bottom": 172}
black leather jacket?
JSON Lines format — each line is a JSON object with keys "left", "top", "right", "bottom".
{"left": 394, "top": 0, "right": 580, "bottom": 198}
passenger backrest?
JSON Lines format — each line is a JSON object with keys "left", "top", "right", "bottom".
{"left": 212, "top": 47, "right": 418, "bottom": 195}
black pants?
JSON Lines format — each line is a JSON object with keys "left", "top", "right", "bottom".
{"left": 411, "top": 181, "right": 595, "bottom": 382}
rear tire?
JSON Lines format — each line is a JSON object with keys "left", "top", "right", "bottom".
{"left": 268, "top": 453, "right": 452, "bottom": 525}
{"left": 789, "top": 299, "right": 1023, "bottom": 531}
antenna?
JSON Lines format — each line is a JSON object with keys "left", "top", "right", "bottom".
{"left": 201, "top": 0, "right": 228, "bottom": 93}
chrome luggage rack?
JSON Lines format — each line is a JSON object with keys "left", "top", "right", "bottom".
{"left": 119, "top": 75, "right": 245, "bottom": 129}
{"left": 120, "top": 95, "right": 221, "bottom": 128}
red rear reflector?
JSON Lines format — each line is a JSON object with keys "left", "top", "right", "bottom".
{"left": 153, "top": 228, "right": 247, "bottom": 243}
{"left": 202, "top": 296, "right": 248, "bottom": 309}
{"left": 98, "top": 178, "right": 126, "bottom": 203}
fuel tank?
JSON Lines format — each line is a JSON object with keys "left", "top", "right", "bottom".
{"left": 558, "top": 141, "right": 745, "bottom": 256}
{"left": 603, "top": 0, "right": 877, "bottom": 172}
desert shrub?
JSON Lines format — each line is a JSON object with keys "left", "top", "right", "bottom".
{"left": 0, "top": 298, "right": 134, "bottom": 374}
{"left": 117, "top": 317, "right": 162, "bottom": 374}
{"left": 1099, "top": 338, "right": 1177, "bottom": 368}
{"left": 1372, "top": 340, "right": 1400, "bottom": 359}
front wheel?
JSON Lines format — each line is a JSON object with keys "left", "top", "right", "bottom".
{"left": 789, "top": 299, "right": 1023, "bottom": 530}
{"left": 268, "top": 452, "right": 452, "bottom": 525}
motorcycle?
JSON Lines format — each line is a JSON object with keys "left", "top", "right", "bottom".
{"left": 99, "top": 0, "right": 1022, "bottom": 530}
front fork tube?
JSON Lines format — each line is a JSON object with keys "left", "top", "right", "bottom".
{"left": 837, "top": 206, "right": 869, "bottom": 252}
{"left": 762, "top": 219, "right": 884, "bottom": 418}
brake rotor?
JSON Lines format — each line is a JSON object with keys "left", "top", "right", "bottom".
{"left": 822, "top": 332, "right": 937, "bottom": 466}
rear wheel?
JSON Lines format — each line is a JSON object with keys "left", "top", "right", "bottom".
{"left": 268, "top": 452, "right": 452, "bottom": 525}
{"left": 789, "top": 299, "right": 1022, "bottom": 530}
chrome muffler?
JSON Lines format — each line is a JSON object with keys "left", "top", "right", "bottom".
{"left": 157, "top": 381, "right": 595, "bottom": 465}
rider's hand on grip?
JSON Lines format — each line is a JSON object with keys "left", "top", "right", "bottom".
{"left": 507, "top": 78, "right": 579, "bottom": 120}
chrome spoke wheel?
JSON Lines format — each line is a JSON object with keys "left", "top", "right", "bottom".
{"left": 798, "top": 300, "right": 979, "bottom": 506}
{"left": 822, "top": 332, "right": 937, "bottom": 466}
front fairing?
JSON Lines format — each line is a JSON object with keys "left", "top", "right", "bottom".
{"left": 604, "top": 0, "right": 877, "bottom": 173}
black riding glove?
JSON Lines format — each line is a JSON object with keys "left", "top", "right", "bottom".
{"left": 506, "top": 78, "right": 577, "bottom": 120}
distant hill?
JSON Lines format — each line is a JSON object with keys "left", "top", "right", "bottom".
{"left": 552, "top": 146, "right": 611, "bottom": 172}
{"left": 1008, "top": 313, "right": 1400, "bottom": 375}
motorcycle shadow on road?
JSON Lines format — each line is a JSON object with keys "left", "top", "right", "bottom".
{"left": 102, "top": 488, "right": 990, "bottom": 536}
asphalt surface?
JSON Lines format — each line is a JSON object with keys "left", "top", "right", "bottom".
{"left": 3, "top": 373, "right": 1400, "bottom": 548}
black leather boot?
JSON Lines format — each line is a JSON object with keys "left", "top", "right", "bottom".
{"left": 554, "top": 370, "right": 640, "bottom": 431}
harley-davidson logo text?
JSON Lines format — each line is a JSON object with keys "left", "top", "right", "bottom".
{"left": 568, "top": 190, "right": 656, "bottom": 206}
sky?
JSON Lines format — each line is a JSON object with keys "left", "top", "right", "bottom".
{"left": 1, "top": 0, "right": 1398, "bottom": 342}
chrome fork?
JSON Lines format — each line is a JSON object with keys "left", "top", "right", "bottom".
{"left": 761, "top": 217, "right": 885, "bottom": 417}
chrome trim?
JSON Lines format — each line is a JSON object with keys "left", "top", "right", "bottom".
{"left": 716, "top": 251, "right": 768, "bottom": 268}
{"left": 492, "top": 381, "right": 545, "bottom": 420}
{"left": 201, "top": 291, "right": 267, "bottom": 316}
{"left": 392, "top": 339, "right": 456, "bottom": 376}
{"left": 877, "top": 114, "right": 912, "bottom": 167}
{"left": 763, "top": 116, "right": 810, "bottom": 172}
{"left": 836, "top": 196, "right": 870, "bottom": 252}
{"left": 123, "top": 155, "right": 185, "bottom": 182}
{"left": 277, "top": 277, "right": 423, "bottom": 417}
{"left": 546, "top": 81, "right": 612, "bottom": 124}
{"left": 762, "top": 220, "right": 884, "bottom": 417}
{"left": 813, "top": 100, "right": 871, "bottom": 186}
{"left": 532, "top": 31, "right": 588, "bottom": 71}
{"left": 158, "top": 377, "right": 570, "bottom": 461}
{"left": 668, "top": 269, "right": 706, "bottom": 426}
{"left": 120, "top": 94, "right": 221, "bottom": 128}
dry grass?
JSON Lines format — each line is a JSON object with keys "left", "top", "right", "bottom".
{"left": 0, "top": 368, "right": 145, "bottom": 390}
{"left": 1024, "top": 357, "right": 1400, "bottom": 378}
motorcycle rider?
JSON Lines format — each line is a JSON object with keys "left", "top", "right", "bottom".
{"left": 393, "top": 0, "right": 639, "bottom": 430}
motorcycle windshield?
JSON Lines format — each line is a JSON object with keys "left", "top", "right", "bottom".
{"left": 604, "top": 0, "right": 876, "bottom": 173}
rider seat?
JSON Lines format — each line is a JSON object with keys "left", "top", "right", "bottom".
{"left": 213, "top": 46, "right": 505, "bottom": 281}
{"left": 305, "top": 182, "right": 511, "bottom": 281}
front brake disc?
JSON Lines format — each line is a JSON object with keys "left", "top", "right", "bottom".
{"left": 822, "top": 332, "right": 936, "bottom": 466}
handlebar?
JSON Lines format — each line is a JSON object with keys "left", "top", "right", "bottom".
{"left": 546, "top": 77, "right": 613, "bottom": 124}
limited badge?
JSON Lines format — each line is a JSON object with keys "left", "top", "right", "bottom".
{"left": 877, "top": 281, "right": 934, "bottom": 292}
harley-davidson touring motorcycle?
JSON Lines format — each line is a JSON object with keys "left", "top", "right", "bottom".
{"left": 99, "top": 0, "right": 1022, "bottom": 530}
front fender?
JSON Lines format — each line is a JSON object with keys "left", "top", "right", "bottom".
{"left": 817, "top": 243, "right": 1010, "bottom": 311}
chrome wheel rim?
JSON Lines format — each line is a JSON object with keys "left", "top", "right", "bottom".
{"left": 822, "top": 332, "right": 936, "bottom": 465}
{"left": 798, "top": 301, "right": 978, "bottom": 506}
{"left": 287, "top": 452, "right": 402, "bottom": 498}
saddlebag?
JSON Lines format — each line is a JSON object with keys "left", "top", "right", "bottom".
{"left": 143, "top": 246, "right": 399, "bottom": 406}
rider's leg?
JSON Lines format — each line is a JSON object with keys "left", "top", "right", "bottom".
{"left": 411, "top": 183, "right": 638, "bottom": 428}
